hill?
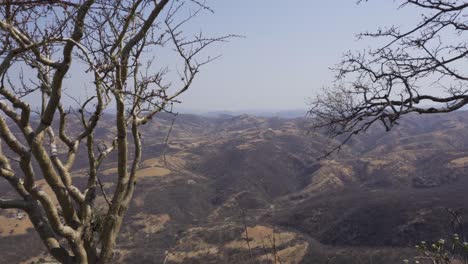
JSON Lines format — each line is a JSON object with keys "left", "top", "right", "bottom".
{"left": 2, "top": 111, "right": 468, "bottom": 263}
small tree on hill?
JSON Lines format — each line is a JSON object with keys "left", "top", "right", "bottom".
{"left": 0, "top": 0, "right": 232, "bottom": 263}
{"left": 308, "top": 1, "right": 468, "bottom": 153}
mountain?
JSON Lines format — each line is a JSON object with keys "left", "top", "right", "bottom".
{"left": 2, "top": 111, "right": 468, "bottom": 263}
{"left": 197, "top": 109, "right": 307, "bottom": 118}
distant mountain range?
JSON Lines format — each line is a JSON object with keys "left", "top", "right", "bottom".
{"left": 199, "top": 109, "right": 307, "bottom": 118}
{"left": 102, "top": 107, "right": 308, "bottom": 119}
{"left": 2, "top": 111, "right": 468, "bottom": 263}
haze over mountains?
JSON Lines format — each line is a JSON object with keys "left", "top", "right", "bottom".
{"left": 2, "top": 111, "right": 468, "bottom": 263}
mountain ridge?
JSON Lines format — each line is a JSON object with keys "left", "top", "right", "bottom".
{"left": 2, "top": 111, "right": 468, "bottom": 263}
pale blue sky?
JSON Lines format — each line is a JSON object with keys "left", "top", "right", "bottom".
{"left": 50, "top": 1, "right": 418, "bottom": 114}
{"left": 173, "top": 0, "right": 418, "bottom": 112}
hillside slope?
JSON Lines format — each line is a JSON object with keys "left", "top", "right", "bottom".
{"left": 2, "top": 112, "right": 468, "bottom": 263}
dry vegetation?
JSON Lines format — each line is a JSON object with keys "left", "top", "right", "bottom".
{"left": 135, "top": 167, "right": 172, "bottom": 178}
{"left": 166, "top": 224, "right": 309, "bottom": 264}
{"left": 0, "top": 214, "right": 31, "bottom": 237}
{"left": 4, "top": 112, "right": 468, "bottom": 263}
{"left": 225, "top": 225, "right": 296, "bottom": 250}
{"left": 449, "top": 157, "right": 468, "bottom": 168}
{"left": 132, "top": 213, "right": 170, "bottom": 234}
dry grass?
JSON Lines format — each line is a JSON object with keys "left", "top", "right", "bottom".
{"left": 135, "top": 167, "right": 171, "bottom": 178}
{"left": 132, "top": 213, "right": 170, "bottom": 234}
{"left": 101, "top": 167, "right": 118, "bottom": 176}
{"left": 236, "top": 143, "right": 255, "bottom": 150}
{"left": 303, "top": 160, "right": 355, "bottom": 193}
{"left": 133, "top": 195, "right": 144, "bottom": 207}
{"left": 449, "top": 156, "right": 468, "bottom": 168}
{"left": 258, "top": 242, "right": 309, "bottom": 264}
{"left": 0, "top": 214, "right": 32, "bottom": 237}
{"left": 167, "top": 247, "right": 219, "bottom": 263}
{"left": 141, "top": 157, "right": 162, "bottom": 167}
{"left": 225, "top": 225, "right": 296, "bottom": 250}
{"left": 361, "top": 158, "right": 391, "bottom": 174}
{"left": 142, "top": 155, "right": 186, "bottom": 169}
{"left": 100, "top": 165, "right": 172, "bottom": 179}
{"left": 70, "top": 168, "right": 88, "bottom": 178}
{"left": 167, "top": 237, "right": 219, "bottom": 263}
{"left": 101, "top": 182, "right": 114, "bottom": 189}
{"left": 165, "top": 224, "right": 308, "bottom": 263}
{"left": 18, "top": 253, "right": 55, "bottom": 264}
{"left": 208, "top": 192, "right": 246, "bottom": 220}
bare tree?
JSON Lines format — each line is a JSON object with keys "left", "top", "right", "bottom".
{"left": 308, "top": 1, "right": 468, "bottom": 153}
{"left": 0, "top": 0, "right": 232, "bottom": 263}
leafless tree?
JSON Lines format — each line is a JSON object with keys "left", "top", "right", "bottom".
{"left": 308, "top": 0, "right": 468, "bottom": 153}
{"left": 0, "top": 0, "right": 233, "bottom": 263}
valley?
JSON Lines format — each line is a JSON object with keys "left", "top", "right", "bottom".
{"left": 2, "top": 111, "right": 468, "bottom": 263}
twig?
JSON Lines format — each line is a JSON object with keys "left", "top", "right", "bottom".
{"left": 240, "top": 207, "right": 254, "bottom": 262}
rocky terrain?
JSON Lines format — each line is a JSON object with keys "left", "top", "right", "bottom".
{"left": 2, "top": 111, "right": 468, "bottom": 263}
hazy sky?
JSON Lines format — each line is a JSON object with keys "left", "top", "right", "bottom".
{"left": 173, "top": 0, "right": 417, "bottom": 112}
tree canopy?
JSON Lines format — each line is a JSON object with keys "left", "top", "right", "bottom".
{"left": 0, "top": 1, "right": 231, "bottom": 263}
{"left": 309, "top": 0, "right": 468, "bottom": 152}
